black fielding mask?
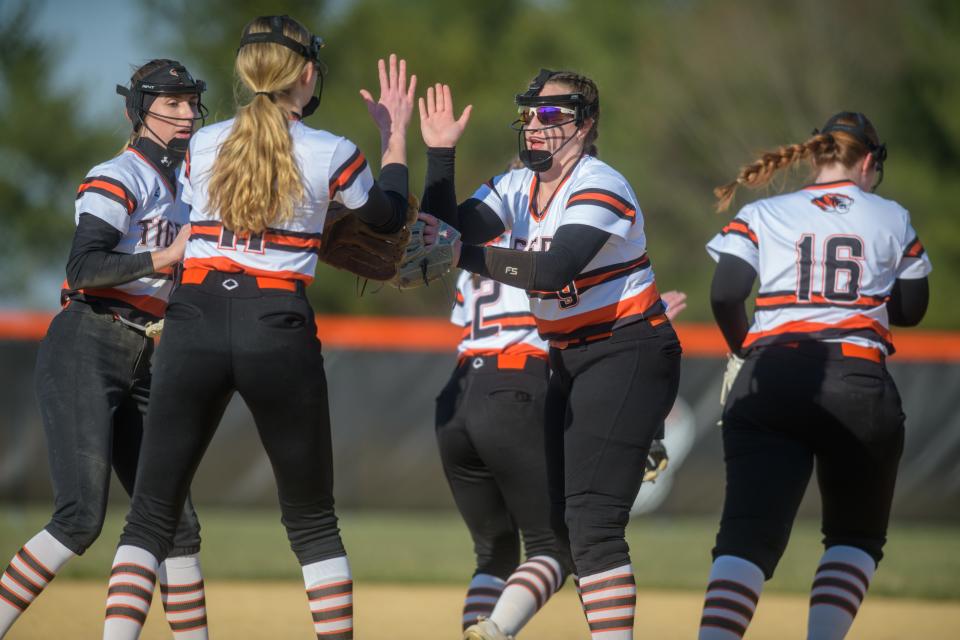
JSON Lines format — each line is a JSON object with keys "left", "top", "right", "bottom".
{"left": 238, "top": 15, "right": 326, "bottom": 118}
{"left": 814, "top": 111, "right": 887, "bottom": 190}
{"left": 116, "top": 60, "right": 207, "bottom": 161}
{"left": 512, "top": 68, "right": 598, "bottom": 173}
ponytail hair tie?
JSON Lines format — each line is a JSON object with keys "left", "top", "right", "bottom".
{"left": 254, "top": 91, "right": 275, "bottom": 102}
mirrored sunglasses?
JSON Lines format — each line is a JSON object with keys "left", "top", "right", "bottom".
{"left": 517, "top": 104, "right": 577, "bottom": 126}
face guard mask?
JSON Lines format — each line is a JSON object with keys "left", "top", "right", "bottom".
{"left": 813, "top": 111, "right": 888, "bottom": 191}
{"left": 237, "top": 15, "right": 327, "bottom": 118}
{"left": 512, "top": 68, "right": 598, "bottom": 173}
{"left": 116, "top": 61, "right": 207, "bottom": 160}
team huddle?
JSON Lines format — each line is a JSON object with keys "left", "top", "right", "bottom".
{"left": 0, "top": 12, "right": 932, "bottom": 640}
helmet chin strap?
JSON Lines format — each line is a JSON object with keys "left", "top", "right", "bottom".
{"left": 516, "top": 122, "right": 581, "bottom": 173}
{"left": 136, "top": 110, "right": 200, "bottom": 164}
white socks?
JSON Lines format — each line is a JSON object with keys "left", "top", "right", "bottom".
{"left": 462, "top": 573, "right": 506, "bottom": 631}
{"left": 303, "top": 555, "right": 353, "bottom": 639}
{"left": 579, "top": 564, "right": 636, "bottom": 639}
{"left": 103, "top": 545, "right": 160, "bottom": 640}
{"left": 698, "top": 555, "right": 765, "bottom": 640}
{"left": 807, "top": 545, "right": 875, "bottom": 640}
{"left": 489, "top": 555, "right": 563, "bottom": 635}
{"left": 159, "top": 554, "right": 208, "bottom": 638}
{"left": 0, "top": 530, "right": 75, "bottom": 637}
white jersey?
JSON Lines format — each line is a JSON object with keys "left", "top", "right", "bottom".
{"left": 69, "top": 147, "right": 189, "bottom": 320}
{"left": 452, "top": 237, "right": 548, "bottom": 361}
{"left": 706, "top": 179, "right": 932, "bottom": 354}
{"left": 181, "top": 118, "right": 375, "bottom": 283}
{"left": 470, "top": 155, "right": 662, "bottom": 344}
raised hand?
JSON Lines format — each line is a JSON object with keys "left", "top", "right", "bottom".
{"left": 360, "top": 54, "right": 417, "bottom": 161}
{"left": 419, "top": 83, "right": 472, "bottom": 148}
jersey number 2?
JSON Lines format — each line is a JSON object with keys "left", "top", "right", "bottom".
{"left": 472, "top": 281, "right": 503, "bottom": 339}
{"left": 796, "top": 234, "right": 864, "bottom": 302}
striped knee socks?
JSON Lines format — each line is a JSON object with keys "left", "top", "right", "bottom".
{"left": 489, "top": 555, "right": 564, "bottom": 636}
{"left": 698, "top": 555, "right": 764, "bottom": 640}
{"left": 578, "top": 564, "right": 637, "bottom": 639}
{"left": 807, "top": 545, "right": 876, "bottom": 640}
{"left": 103, "top": 545, "right": 160, "bottom": 640}
{"left": 303, "top": 556, "right": 353, "bottom": 639}
{"left": 159, "top": 554, "right": 207, "bottom": 638}
{"left": 461, "top": 573, "right": 505, "bottom": 631}
{"left": 0, "top": 530, "right": 75, "bottom": 637}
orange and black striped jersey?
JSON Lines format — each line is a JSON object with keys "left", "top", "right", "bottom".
{"left": 452, "top": 237, "right": 547, "bottom": 361}
{"left": 706, "top": 180, "right": 933, "bottom": 354}
{"left": 181, "top": 118, "right": 374, "bottom": 283}
{"left": 469, "top": 155, "right": 662, "bottom": 343}
{"left": 67, "top": 146, "right": 189, "bottom": 321}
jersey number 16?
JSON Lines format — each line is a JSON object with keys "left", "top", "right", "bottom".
{"left": 796, "top": 234, "right": 864, "bottom": 302}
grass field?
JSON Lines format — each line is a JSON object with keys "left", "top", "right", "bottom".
{"left": 2, "top": 506, "right": 959, "bottom": 638}
{"left": 3, "top": 506, "right": 959, "bottom": 598}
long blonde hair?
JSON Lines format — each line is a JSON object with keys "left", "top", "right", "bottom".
{"left": 714, "top": 113, "right": 880, "bottom": 212}
{"left": 207, "top": 16, "right": 314, "bottom": 234}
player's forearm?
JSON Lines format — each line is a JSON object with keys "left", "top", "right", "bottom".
{"left": 422, "top": 147, "right": 458, "bottom": 225}
{"left": 458, "top": 224, "right": 608, "bottom": 291}
{"left": 710, "top": 254, "right": 756, "bottom": 354}
{"left": 65, "top": 214, "right": 156, "bottom": 290}
{"left": 423, "top": 147, "right": 504, "bottom": 244}
{"left": 887, "top": 277, "right": 929, "bottom": 327}
{"left": 352, "top": 165, "right": 409, "bottom": 233}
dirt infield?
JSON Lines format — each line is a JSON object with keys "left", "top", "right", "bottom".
{"left": 8, "top": 580, "right": 960, "bottom": 639}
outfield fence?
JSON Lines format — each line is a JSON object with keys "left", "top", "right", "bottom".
{"left": 1, "top": 313, "right": 958, "bottom": 519}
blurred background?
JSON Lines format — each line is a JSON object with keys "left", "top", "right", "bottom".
{"left": 1, "top": 0, "right": 959, "bottom": 636}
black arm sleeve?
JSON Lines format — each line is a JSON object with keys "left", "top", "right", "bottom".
{"left": 458, "top": 224, "right": 610, "bottom": 291}
{"left": 886, "top": 277, "right": 929, "bottom": 327}
{"left": 349, "top": 163, "right": 408, "bottom": 233}
{"left": 710, "top": 253, "right": 757, "bottom": 355}
{"left": 423, "top": 147, "right": 505, "bottom": 244}
{"left": 65, "top": 213, "right": 156, "bottom": 290}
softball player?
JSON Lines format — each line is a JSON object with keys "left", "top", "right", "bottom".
{"left": 0, "top": 60, "right": 209, "bottom": 639}
{"left": 420, "top": 71, "right": 681, "bottom": 640}
{"left": 698, "top": 112, "right": 931, "bottom": 640}
{"left": 436, "top": 237, "right": 568, "bottom": 639}
{"left": 99, "top": 17, "right": 414, "bottom": 640}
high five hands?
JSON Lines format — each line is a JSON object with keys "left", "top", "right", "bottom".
{"left": 419, "top": 83, "right": 472, "bottom": 148}
{"left": 360, "top": 54, "right": 417, "bottom": 163}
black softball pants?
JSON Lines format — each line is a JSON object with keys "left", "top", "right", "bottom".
{"left": 120, "top": 271, "right": 344, "bottom": 565}
{"left": 34, "top": 301, "right": 201, "bottom": 556}
{"left": 436, "top": 355, "right": 568, "bottom": 579}
{"left": 546, "top": 320, "right": 682, "bottom": 576}
{"left": 715, "top": 343, "right": 905, "bottom": 579}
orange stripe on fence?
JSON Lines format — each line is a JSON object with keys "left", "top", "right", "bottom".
{"left": 2, "top": 312, "right": 960, "bottom": 361}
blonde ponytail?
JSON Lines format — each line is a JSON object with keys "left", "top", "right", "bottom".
{"left": 207, "top": 16, "right": 314, "bottom": 234}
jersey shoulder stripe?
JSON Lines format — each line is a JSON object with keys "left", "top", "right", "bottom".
{"left": 904, "top": 236, "right": 925, "bottom": 258}
{"left": 566, "top": 188, "right": 636, "bottom": 222}
{"left": 721, "top": 218, "right": 758, "bottom": 247}
{"left": 76, "top": 176, "right": 138, "bottom": 214}
{"left": 329, "top": 147, "right": 368, "bottom": 198}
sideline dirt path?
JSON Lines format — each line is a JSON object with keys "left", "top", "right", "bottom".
{"left": 7, "top": 581, "right": 960, "bottom": 639}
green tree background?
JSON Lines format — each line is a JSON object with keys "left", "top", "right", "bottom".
{"left": 3, "top": 0, "right": 957, "bottom": 326}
